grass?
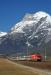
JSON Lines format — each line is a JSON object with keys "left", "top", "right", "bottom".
{"left": 0, "top": 58, "right": 37, "bottom": 75}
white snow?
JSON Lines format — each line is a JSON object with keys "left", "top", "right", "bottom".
{"left": 41, "top": 33, "right": 43, "bottom": 35}
{"left": 0, "top": 32, "right": 7, "bottom": 37}
{"left": 26, "top": 41, "right": 31, "bottom": 47}
{"left": 34, "top": 35, "right": 38, "bottom": 38}
{"left": 33, "top": 11, "right": 50, "bottom": 20}
{"left": 11, "top": 20, "right": 34, "bottom": 33}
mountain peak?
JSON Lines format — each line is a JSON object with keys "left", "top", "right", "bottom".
{"left": 11, "top": 11, "right": 51, "bottom": 33}
{"left": 23, "top": 11, "right": 51, "bottom": 21}
{"left": 34, "top": 11, "right": 50, "bottom": 17}
{"left": 33, "top": 11, "right": 51, "bottom": 22}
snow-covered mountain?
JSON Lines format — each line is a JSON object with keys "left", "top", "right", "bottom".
{"left": 11, "top": 11, "right": 51, "bottom": 44}
{"left": 0, "top": 32, "right": 7, "bottom": 37}
{"left": 11, "top": 11, "right": 51, "bottom": 34}
{"left": 0, "top": 11, "right": 51, "bottom": 56}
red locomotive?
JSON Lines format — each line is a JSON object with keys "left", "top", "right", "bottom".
{"left": 31, "top": 54, "right": 42, "bottom": 61}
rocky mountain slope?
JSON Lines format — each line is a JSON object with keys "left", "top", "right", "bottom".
{"left": 0, "top": 11, "right": 51, "bottom": 56}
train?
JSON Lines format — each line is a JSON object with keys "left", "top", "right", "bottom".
{"left": 16, "top": 54, "right": 42, "bottom": 61}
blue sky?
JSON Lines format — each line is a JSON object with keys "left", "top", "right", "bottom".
{"left": 0, "top": 0, "right": 51, "bottom": 32}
